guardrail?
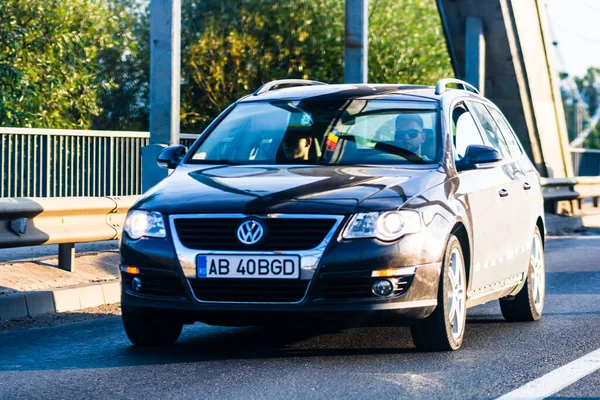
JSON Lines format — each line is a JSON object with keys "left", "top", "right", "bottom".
{"left": 1, "top": 177, "right": 599, "bottom": 273}
{"left": 0, "top": 128, "right": 199, "bottom": 198}
{"left": 0, "top": 195, "right": 139, "bottom": 271}
{"left": 541, "top": 176, "right": 600, "bottom": 212}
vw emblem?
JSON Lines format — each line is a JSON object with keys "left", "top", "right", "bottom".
{"left": 237, "top": 219, "right": 264, "bottom": 245}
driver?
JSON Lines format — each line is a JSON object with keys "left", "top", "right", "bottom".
{"left": 394, "top": 114, "right": 426, "bottom": 157}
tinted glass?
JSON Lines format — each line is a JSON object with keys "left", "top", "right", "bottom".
{"left": 468, "top": 101, "right": 511, "bottom": 159}
{"left": 452, "top": 106, "right": 485, "bottom": 159}
{"left": 189, "top": 100, "right": 439, "bottom": 165}
{"left": 486, "top": 106, "right": 523, "bottom": 158}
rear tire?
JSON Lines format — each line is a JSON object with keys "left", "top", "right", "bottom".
{"left": 410, "top": 235, "right": 467, "bottom": 351}
{"left": 122, "top": 306, "right": 183, "bottom": 346}
{"left": 499, "top": 226, "right": 545, "bottom": 322}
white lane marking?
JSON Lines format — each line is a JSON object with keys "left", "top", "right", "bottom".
{"left": 496, "top": 347, "right": 600, "bottom": 400}
{"left": 547, "top": 236, "right": 600, "bottom": 240}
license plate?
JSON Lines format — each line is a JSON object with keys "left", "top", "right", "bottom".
{"left": 196, "top": 254, "right": 300, "bottom": 279}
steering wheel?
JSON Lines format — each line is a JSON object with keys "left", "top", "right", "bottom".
{"left": 371, "top": 142, "right": 426, "bottom": 164}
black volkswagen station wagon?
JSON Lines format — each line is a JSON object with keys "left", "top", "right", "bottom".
{"left": 120, "top": 79, "right": 546, "bottom": 351}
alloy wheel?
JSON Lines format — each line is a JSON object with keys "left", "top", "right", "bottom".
{"left": 448, "top": 248, "right": 466, "bottom": 340}
{"left": 530, "top": 232, "right": 545, "bottom": 313}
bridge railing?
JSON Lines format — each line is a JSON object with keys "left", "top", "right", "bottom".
{"left": 0, "top": 128, "right": 199, "bottom": 198}
{"left": 570, "top": 148, "right": 600, "bottom": 177}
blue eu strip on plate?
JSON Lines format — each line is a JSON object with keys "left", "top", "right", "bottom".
{"left": 197, "top": 255, "right": 207, "bottom": 278}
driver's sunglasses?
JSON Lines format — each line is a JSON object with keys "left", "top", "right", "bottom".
{"left": 395, "top": 129, "right": 422, "bottom": 139}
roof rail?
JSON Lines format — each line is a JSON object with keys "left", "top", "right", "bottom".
{"left": 434, "top": 78, "right": 480, "bottom": 95}
{"left": 253, "top": 79, "right": 327, "bottom": 96}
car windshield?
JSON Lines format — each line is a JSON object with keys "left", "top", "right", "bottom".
{"left": 188, "top": 99, "right": 439, "bottom": 165}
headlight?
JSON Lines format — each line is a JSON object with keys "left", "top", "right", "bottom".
{"left": 342, "top": 211, "right": 421, "bottom": 241}
{"left": 123, "top": 210, "right": 166, "bottom": 240}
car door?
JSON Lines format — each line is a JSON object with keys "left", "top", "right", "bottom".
{"left": 451, "top": 102, "right": 516, "bottom": 293}
{"left": 486, "top": 105, "right": 538, "bottom": 278}
{"left": 467, "top": 101, "right": 529, "bottom": 286}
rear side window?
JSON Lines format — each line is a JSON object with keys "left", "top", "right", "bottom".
{"left": 467, "top": 101, "right": 512, "bottom": 160}
{"left": 452, "top": 105, "right": 485, "bottom": 159}
{"left": 486, "top": 106, "right": 523, "bottom": 158}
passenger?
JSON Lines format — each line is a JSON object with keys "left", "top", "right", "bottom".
{"left": 281, "top": 132, "right": 313, "bottom": 161}
{"left": 395, "top": 114, "right": 426, "bottom": 157}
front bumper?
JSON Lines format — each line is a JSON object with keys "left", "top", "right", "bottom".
{"left": 120, "top": 212, "right": 448, "bottom": 323}
{"left": 120, "top": 243, "right": 442, "bottom": 322}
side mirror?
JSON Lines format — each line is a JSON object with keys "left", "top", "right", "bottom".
{"left": 157, "top": 145, "right": 187, "bottom": 169}
{"left": 456, "top": 144, "right": 502, "bottom": 172}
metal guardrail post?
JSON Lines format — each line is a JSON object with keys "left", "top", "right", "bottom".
{"left": 58, "top": 243, "right": 75, "bottom": 272}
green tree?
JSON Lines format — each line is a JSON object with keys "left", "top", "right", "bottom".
{"left": 0, "top": 0, "right": 453, "bottom": 132}
{"left": 368, "top": 0, "right": 453, "bottom": 84}
{"left": 92, "top": 1, "right": 150, "bottom": 131}
{"left": 575, "top": 67, "right": 599, "bottom": 117}
{"left": 0, "top": 0, "right": 137, "bottom": 128}
{"left": 570, "top": 67, "right": 600, "bottom": 149}
{"left": 180, "top": 0, "right": 453, "bottom": 132}
{"left": 180, "top": 0, "right": 345, "bottom": 131}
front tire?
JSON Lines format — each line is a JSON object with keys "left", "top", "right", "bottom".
{"left": 122, "top": 306, "right": 183, "bottom": 346}
{"left": 410, "top": 235, "right": 467, "bottom": 351}
{"left": 499, "top": 226, "right": 545, "bottom": 321}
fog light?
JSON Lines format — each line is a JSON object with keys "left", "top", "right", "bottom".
{"left": 372, "top": 279, "right": 394, "bottom": 297}
{"left": 132, "top": 277, "right": 142, "bottom": 292}
{"left": 123, "top": 266, "right": 140, "bottom": 275}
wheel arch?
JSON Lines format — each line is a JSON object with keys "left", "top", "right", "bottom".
{"left": 536, "top": 216, "right": 545, "bottom": 247}
{"left": 450, "top": 222, "right": 471, "bottom": 290}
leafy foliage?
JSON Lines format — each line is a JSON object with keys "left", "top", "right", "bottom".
{"left": 575, "top": 67, "right": 599, "bottom": 118}
{"left": 0, "top": 0, "right": 137, "bottom": 128}
{"left": 368, "top": 0, "right": 453, "bottom": 84}
{"left": 180, "top": 0, "right": 346, "bottom": 131}
{"left": 181, "top": 0, "right": 453, "bottom": 132}
{"left": 0, "top": 0, "right": 452, "bottom": 132}
{"left": 92, "top": 1, "right": 150, "bottom": 131}
{"left": 581, "top": 66, "right": 600, "bottom": 147}
{"left": 562, "top": 67, "right": 600, "bottom": 148}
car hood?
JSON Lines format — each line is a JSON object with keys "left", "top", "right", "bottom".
{"left": 136, "top": 164, "right": 447, "bottom": 215}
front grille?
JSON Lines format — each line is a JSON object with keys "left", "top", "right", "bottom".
{"left": 123, "top": 270, "right": 186, "bottom": 298}
{"left": 322, "top": 275, "right": 413, "bottom": 300}
{"left": 174, "top": 217, "right": 337, "bottom": 251}
{"left": 189, "top": 278, "right": 309, "bottom": 302}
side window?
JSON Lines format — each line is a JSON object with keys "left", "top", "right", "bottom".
{"left": 452, "top": 104, "right": 485, "bottom": 159}
{"left": 486, "top": 106, "right": 523, "bottom": 158}
{"left": 468, "top": 101, "right": 511, "bottom": 159}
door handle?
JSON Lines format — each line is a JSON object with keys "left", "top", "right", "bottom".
{"left": 499, "top": 189, "right": 509, "bottom": 198}
{"left": 523, "top": 182, "right": 531, "bottom": 191}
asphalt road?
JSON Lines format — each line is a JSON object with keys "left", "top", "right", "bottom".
{"left": 1, "top": 236, "right": 599, "bottom": 399}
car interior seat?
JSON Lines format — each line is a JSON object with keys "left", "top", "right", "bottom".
{"left": 421, "top": 128, "right": 435, "bottom": 160}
